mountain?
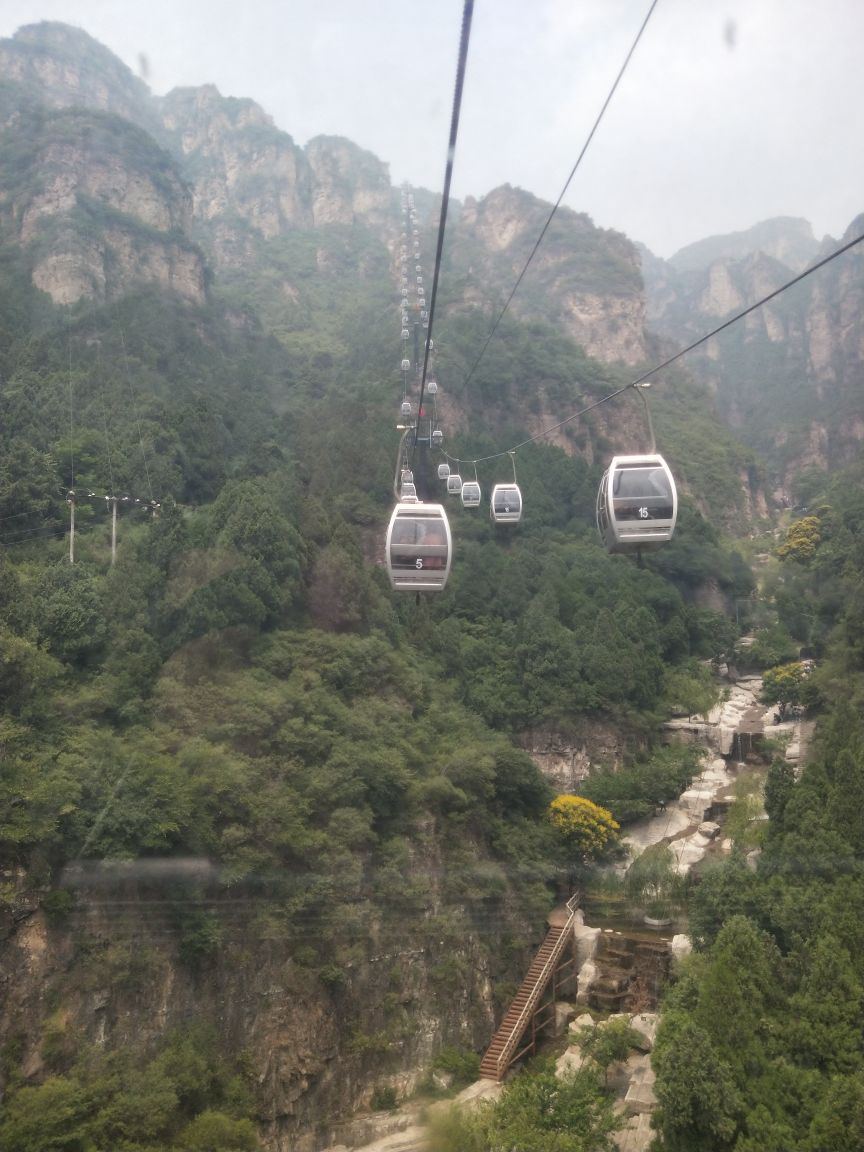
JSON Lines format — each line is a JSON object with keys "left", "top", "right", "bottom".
{"left": 642, "top": 216, "right": 864, "bottom": 498}
{"left": 668, "top": 216, "right": 820, "bottom": 274}
{"left": 1, "top": 19, "right": 861, "bottom": 1152}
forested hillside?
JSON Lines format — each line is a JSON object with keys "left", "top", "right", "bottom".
{"left": 1, "top": 18, "right": 862, "bottom": 1152}
{"left": 651, "top": 462, "right": 864, "bottom": 1151}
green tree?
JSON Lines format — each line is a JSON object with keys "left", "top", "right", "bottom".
{"left": 624, "top": 844, "right": 683, "bottom": 919}
{"left": 31, "top": 563, "right": 109, "bottom": 666}
{"left": 575, "top": 1018, "right": 642, "bottom": 1087}
{"left": 430, "top": 1061, "right": 621, "bottom": 1152}
{"left": 652, "top": 1010, "right": 741, "bottom": 1151}
{"left": 763, "top": 757, "right": 796, "bottom": 830}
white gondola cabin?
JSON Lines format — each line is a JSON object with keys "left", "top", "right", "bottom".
{"left": 400, "top": 400, "right": 412, "bottom": 419}
{"left": 490, "top": 484, "right": 522, "bottom": 523}
{"left": 400, "top": 482, "right": 417, "bottom": 502}
{"left": 386, "top": 503, "right": 451, "bottom": 591}
{"left": 432, "top": 429, "right": 443, "bottom": 447}
{"left": 427, "top": 380, "right": 438, "bottom": 395}
{"left": 461, "top": 481, "right": 481, "bottom": 508}
{"left": 446, "top": 473, "right": 462, "bottom": 495}
{"left": 596, "top": 454, "right": 677, "bottom": 553}
{"left": 437, "top": 462, "right": 450, "bottom": 479}
{"left": 401, "top": 358, "right": 410, "bottom": 371}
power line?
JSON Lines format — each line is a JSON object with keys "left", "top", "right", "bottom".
{"left": 67, "top": 337, "right": 75, "bottom": 490}
{"left": 440, "top": 229, "right": 864, "bottom": 467}
{"left": 0, "top": 522, "right": 66, "bottom": 544}
{"left": 459, "top": 0, "right": 660, "bottom": 396}
{"left": 117, "top": 327, "right": 154, "bottom": 500}
{"left": 411, "top": 0, "right": 474, "bottom": 462}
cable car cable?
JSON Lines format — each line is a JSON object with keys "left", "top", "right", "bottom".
{"left": 459, "top": 0, "right": 660, "bottom": 396}
{"left": 410, "top": 0, "right": 474, "bottom": 463}
{"left": 637, "top": 383, "right": 656, "bottom": 453}
{"left": 438, "top": 227, "right": 864, "bottom": 468}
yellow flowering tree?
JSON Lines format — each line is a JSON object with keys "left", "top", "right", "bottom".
{"left": 549, "top": 795, "right": 620, "bottom": 861}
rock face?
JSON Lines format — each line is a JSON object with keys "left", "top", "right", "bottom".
{"left": 522, "top": 719, "right": 626, "bottom": 793}
{"left": 0, "top": 22, "right": 157, "bottom": 131}
{"left": 0, "top": 109, "right": 206, "bottom": 305}
{"left": 457, "top": 186, "right": 647, "bottom": 364}
{"left": 160, "top": 85, "right": 313, "bottom": 238}
{"left": 642, "top": 215, "right": 864, "bottom": 492}
{"left": 0, "top": 20, "right": 705, "bottom": 404}
{"left": 668, "top": 217, "right": 819, "bottom": 274}
{"left": 0, "top": 865, "right": 534, "bottom": 1152}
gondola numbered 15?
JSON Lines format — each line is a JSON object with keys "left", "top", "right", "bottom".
{"left": 596, "top": 454, "right": 678, "bottom": 553}
{"left": 386, "top": 502, "right": 452, "bottom": 591}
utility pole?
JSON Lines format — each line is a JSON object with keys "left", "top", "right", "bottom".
{"left": 109, "top": 495, "right": 118, "bottom": 566}
{"left": 67, "top": 490, "right": 76, "bottom": 564}
{"left": 60, "top": 488, "right": 161, "bottom": 565}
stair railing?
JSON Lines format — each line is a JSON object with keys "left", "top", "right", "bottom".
{"left": 486, "top": 894, "right": 580, "bottom": 1080}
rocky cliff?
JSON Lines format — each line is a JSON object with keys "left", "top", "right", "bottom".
{"left": 0, "top": 21, "right": 157, "bottom": 131}
{"left": 1, "top": 853, "right": 542, "bottom": 1152}
{"left": 642, "top": 216, "right": 864, "bottom": 496}
{"left": 0, "top": 107, "right": 206, "bottom": 304}
{"left": 454, "top": 186, "right": 647, "bottom": 365}
{"left": 0, "top": 22, "right": 651, "bottom": 377}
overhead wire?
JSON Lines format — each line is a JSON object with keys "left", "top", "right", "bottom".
{"left": 410, "top": 0, "right": 474, "bottom": 463}
{"left": 117, "top": 326, "right": 154, "bottom": 500}
{"left": 94, "top": 336, "right": 116, "bottom": 496}
{"left": 440, "top": 228, "right": 864, "bottom": 467}
{"left": 459, "top": 0, "right": 660, "bottom": 395}
{"left": 67, "top": 337, "right": 75, "bottom": 492}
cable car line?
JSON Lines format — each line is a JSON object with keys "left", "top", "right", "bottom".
{"left": 411, "top": 0, "right": 474, "bottom": 459}
{"left": 385, "top": 2, "right": 474, "bottom": 592}
{"left": 438, "top": 226, "right": 864, "bottom": 469}
{"left": 458, "top": 0, "right": 660, "bottom": 397}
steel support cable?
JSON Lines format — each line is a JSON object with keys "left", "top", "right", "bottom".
{"left": 459, "top": 0, "right": 660, "bottom": 396}
{"left": 393, "top": 427, "right": 410, "bottom": 501}
{"left": 410, "top": 0, "right": 474, "bottom": 464}
{"left": 439, "top": 229, "right": 864, "bottom": 467}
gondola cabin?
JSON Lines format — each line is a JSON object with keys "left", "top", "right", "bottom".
{"left": 490, "top": 484, "right": 522, "bottom": 523}
{"left": 437, "top": 462, "right": 450, "bottom": 479}
{"left": 386, "top": 503, "right": 452, "bottom": 591}
{"left": 461, "top": 481, "right": 481, "bottom": 508}
{"left": 400, "top": 482, "right": 417, "bottom": 502}
{"left": 432, "top": 430, "right": 443, "bottom": 447}
{"left": 595, "top": 454, "right": 677, "bottom": 552}
{"left": 446, "top": 473, "right": 462, "bottom": 495}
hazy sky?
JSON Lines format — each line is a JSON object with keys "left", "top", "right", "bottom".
{"left": 2, "top": 0, "right": 863, "bottom": 257}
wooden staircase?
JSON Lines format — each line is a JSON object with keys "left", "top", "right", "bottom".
{"left": 479, "top": 897, "right": 578, "bottom": 1081}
